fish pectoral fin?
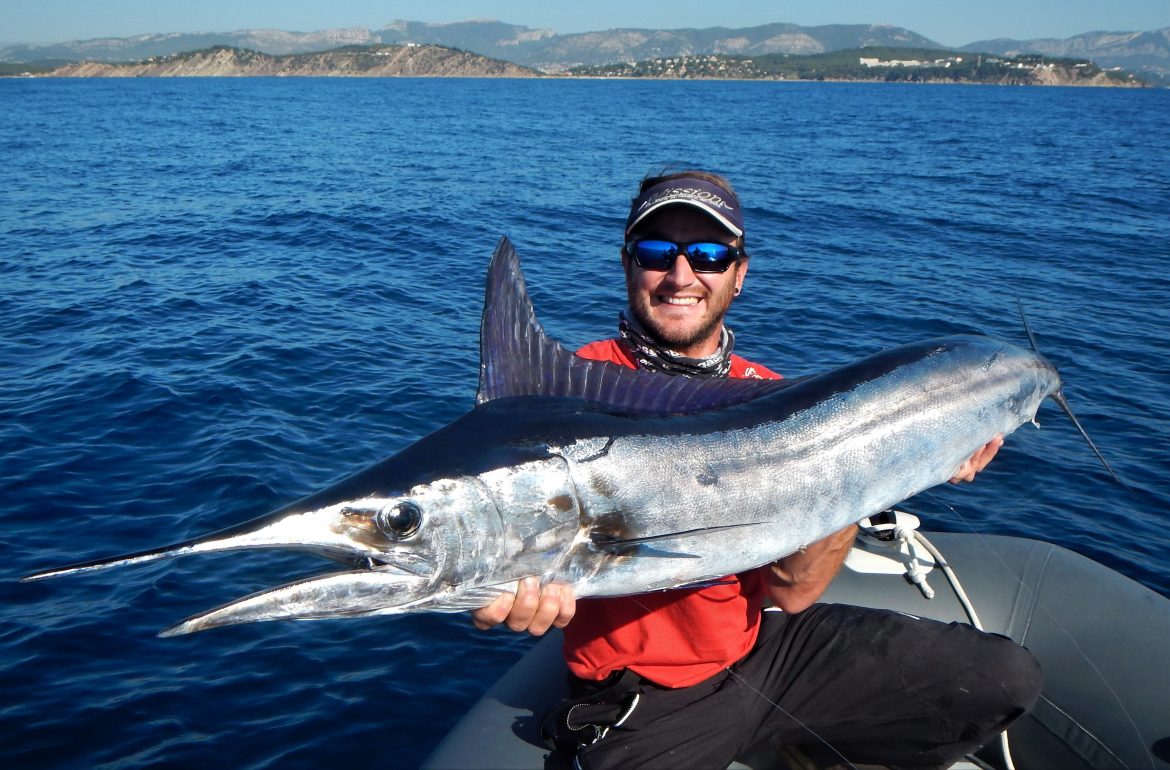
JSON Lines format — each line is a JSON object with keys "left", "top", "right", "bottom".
{"left": 596, "top": 542, "right": 700, "bottom": 558}
{"left": 590, "top": 521, "right": 767, "bottom": 556}
{"left": 670, "top": 576, "right": 741, "bottom": 590}
{"left": 417, "top": 583, "right": 520, "bottom": 612}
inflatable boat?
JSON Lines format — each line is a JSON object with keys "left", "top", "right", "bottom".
{"left": 423, "top": 513, "right": 1170, "bottom": 770}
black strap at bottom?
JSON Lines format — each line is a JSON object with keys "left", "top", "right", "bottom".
{"left": 541, "top": 669, "right": 644, "bottom": 753}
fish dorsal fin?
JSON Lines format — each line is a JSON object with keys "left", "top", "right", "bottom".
{"left": 476, "top": 238, "right": 794, "bottom": 414}
{"left": 476, "top": 237, "right": 582, "bottom": 405}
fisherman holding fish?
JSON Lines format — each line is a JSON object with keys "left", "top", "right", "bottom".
{"left": 473, "top": 171, "right": 1040, "bottom": 769}
{"left": 22, "top": 166, "right": 1053, "bottom": 766}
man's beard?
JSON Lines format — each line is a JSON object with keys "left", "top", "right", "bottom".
{"left": 625, "top": 274, "right": 737, "bottom": 352}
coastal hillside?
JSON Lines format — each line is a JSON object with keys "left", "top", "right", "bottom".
{"left": 38, "top": 44, "right": 538, "bottom": 78}
{"left": 963, "top": 28, "right": 1170, "bottom": 86}
{"left": 4, "top": 19, "right": 1168, "bottom": 83}
{"left": 17, "top": 44, "right": 1144, "bottom": 86}
{"left": 571, "top": 48, "right": 1144, "bottom": 86}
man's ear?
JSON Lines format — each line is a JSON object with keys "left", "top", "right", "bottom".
{"left": 734, "top": 260, "right": 749, "bottom": 295}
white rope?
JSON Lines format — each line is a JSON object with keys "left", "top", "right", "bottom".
{"left": 893, "top": 523, "right": 936, "bottom": 599}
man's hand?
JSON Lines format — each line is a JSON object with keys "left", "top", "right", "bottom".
{"left": 765, "top": 524, "right": 857, "bottom": 614}
{"left": 950, "top": 435, "right": 1004, "bottom": 483}
{"left": 471, "top": 577, "right": 576, "bottom": 636}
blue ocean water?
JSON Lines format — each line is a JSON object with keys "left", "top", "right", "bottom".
{"left": 1, "top": 77, "right": 1167, "bottom": 769}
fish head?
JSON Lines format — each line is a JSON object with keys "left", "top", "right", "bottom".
{"left": 997, "top": 342, "right": 1063, "bottom": 421}
{"left": 25, "top": 475, "right": 509, "bottom": 635}
{"left": 314, "top": 476, "right": 507, "bottom": 580}
{"left": 158, "top": 477, "right": 510, "bottom": 636}
{"left": 919, "top": 336, "right": 1061, "bottom": 426}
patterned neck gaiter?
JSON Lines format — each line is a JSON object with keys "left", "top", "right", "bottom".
{"left": 617, "top": 308, "right": 734, "bottom": 378}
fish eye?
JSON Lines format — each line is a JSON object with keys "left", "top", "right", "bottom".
{"left": 377, "top": 500, "right": 422, "bottom": 540}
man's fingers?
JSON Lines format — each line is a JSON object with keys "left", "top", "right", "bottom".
{"left": 525, "top": 583, "right": 563, "bottom": 637}
{"left": 527, "top": 583, "right": 578, "bottom": 635}
{"left": 949, "top": 462, "right": 976, "bottom": 483}
{"left": 504, "top": 576, "right": 541, "bottom": 632}
{"left": 949, "top": 435, "right": 1004, "bottom": 484}
{"left": 471, "top": 591, "right": 515, "bottom": 630}
{"left": 553, "top": 587, "right": 577, "bottom": 629}
{"left": 472, "top": 579, "right": 577, "bottom": 634}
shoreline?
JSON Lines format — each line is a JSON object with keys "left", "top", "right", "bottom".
{"left": 0, "top": 43, "right": 1150, "bottom": 87}
{"left": 5, "top": 72, "right": 1147, "bottom": 88}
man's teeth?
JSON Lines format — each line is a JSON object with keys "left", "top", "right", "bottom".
{"left": 662, "top": 297, "right": 700, "bottom": 305}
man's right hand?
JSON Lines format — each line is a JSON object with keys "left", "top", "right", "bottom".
{"left": 765, "top": 524, "right": 857, "bottom": 614}
{"left": 471, "top": 577, "right": 576, "bottom": 636}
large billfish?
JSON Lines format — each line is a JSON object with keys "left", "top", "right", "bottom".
{"left": 26, "top": 238, "right": 1080, "bottom": 637}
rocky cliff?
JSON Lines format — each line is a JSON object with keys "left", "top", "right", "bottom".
{"left": 42, "top": 44, "right": 538, "bottom": 78}
{"left": 963, "top": 28, "right": 1170, "bottom": 85}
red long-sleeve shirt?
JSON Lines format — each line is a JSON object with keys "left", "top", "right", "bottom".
{"left": 562, "top": 338, "right": 782, "bottom": 688}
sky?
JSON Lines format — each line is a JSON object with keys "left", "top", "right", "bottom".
{"left": 2, "top": 0, "right": 1168, "bottom": 48}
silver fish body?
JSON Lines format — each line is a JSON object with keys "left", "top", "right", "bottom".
{"left": 24, "top": 239, "right": 1063, "bottom": 636}
{"left": 555, "top": 336, "right": 1059, "bottom": 598}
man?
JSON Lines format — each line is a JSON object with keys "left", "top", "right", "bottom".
{"left": 473, "top": 171, "right": 1038, "bottom": 769}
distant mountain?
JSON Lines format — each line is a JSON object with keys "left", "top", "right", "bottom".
{"left": 2, "top": 19, "right": 1167, "bottom": 83}
{"left": 963, "top": 28, "right": 1170, "bottom": 85}
{"left": 0, "top": 20, "right": 943, "bottom": 69}
{"left": 0, "top": 27, "right": 379, "bottom": 62}
{"left": 376, "top": 19, "right": 558, "bottom": 58}
{"left": 379, "top": 21, "right": 944, "bottom": 70}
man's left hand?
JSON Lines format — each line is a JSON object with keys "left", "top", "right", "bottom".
{"left": 470, "top": 577, "right": 575, "bottom": 636}
{"left": 950, "top": 435, "right": 1004, "bottom": 483}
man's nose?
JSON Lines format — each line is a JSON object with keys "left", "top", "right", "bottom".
{"left": 662, "top": 251, "right": 698, "bottom": 285}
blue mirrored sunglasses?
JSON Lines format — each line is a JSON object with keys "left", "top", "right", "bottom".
{"left": 623, "top": 239, "right": 744, "bottom": 274}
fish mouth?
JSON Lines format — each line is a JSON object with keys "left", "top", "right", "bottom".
{"left": 158, "top": 568, "right": 429, "bottom": 637}
{"left": 22, "top": 498, "right": 436, "bottom": 635}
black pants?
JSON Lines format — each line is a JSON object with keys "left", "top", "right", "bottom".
{"left": 570, "top": 604, "right": 1043, "bottom": 770}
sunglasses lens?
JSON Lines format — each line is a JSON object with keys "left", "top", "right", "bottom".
{"left": 683, "top": 242, "right": 734, "bottom": 272}
{"left": 631, "top": 240, "right": 679, "bottom": 270}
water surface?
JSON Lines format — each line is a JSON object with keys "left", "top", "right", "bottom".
{"left": 1, "top": 78, "right": 1168, "bottom": 769}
